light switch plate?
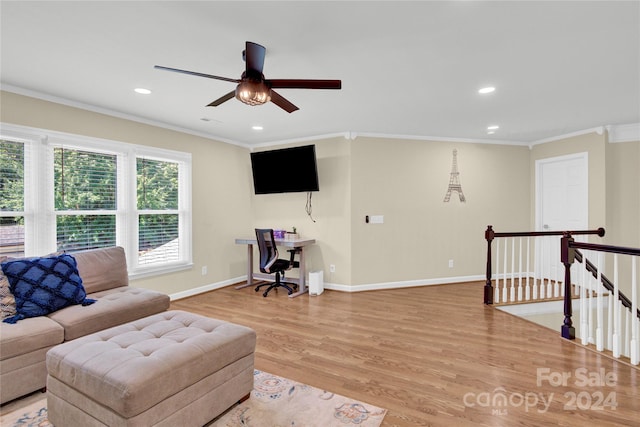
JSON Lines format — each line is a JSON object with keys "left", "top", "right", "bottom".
{"left": 369, "top": 215, "right": 384, "bottom": 224}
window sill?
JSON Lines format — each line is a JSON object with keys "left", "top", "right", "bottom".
{"left": 128, "top": 262, "right": 193, "bottom": 281}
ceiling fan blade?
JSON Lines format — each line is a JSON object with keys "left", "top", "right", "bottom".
{"left": 244, "top": 42, "right": 266, "bottom": 75}
{"left": 270, "top": 90, "right": 299, "bottom": 113}
{"left": 206, "top": 91, "right": 236, "bottom": 107}
{"left": 268, "top": 79, "right": 342, "bottom": 90}
{"left": 154, "top": 65, "right": 239, "bottom": 84}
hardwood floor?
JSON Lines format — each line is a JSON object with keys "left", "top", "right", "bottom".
{"left": 170, "top": 282, "right": 638, "bottom": 426}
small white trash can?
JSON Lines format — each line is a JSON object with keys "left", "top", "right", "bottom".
{"left": 308, "top": 270, "right": 324, "bottom": 296}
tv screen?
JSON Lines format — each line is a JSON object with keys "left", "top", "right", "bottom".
{"left": 250, "top": 145, "right": 320, "bottom": 194}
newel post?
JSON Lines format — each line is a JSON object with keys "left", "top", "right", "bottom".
{"left": 561, "top": 232, "right": 576, "bottom": 339}
{"left": 484, "top": 225, "right": 495, "bottom": 304}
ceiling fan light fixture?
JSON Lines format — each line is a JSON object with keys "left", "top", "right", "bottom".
{"left": 235, "top": 80, "right": 271, "bottom": 106}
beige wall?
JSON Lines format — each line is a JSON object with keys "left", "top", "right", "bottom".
{"left": 350, "top": 137, "right": 531, "bottom": 286}
{"left": 605, "top": 139, "right": 640, "bottom": 248}
{"left": 0, "top": 91, "right": 253, "bottom": 295}
{"left": 605, "top": 138, "right": 640, "bottom": 297}
{"left": 2, "top": 90, "right": 637, "bottom": 294}
{"left": 249, "top": 137, "right": 352, "bottom": 285}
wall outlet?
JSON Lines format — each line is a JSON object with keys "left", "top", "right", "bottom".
{"left": 448, "top": 259, "right": 454, "bottom": 268}
{"left": 330, "top": 264, "right": 336, "bottom": 273}
{"left": 201, "top": 266, "right": 208, "bottom": 276}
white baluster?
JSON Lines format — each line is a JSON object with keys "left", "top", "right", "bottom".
{"left": 608, "top": 289, "right": 613, "bottom": 351}
{"left": 495, "top": 239, "right": 500, "bottom": 303}
{"left": 517, "top": 237, "right": 523, "bottom": 301}
{"left": 558, "top": 244, "right": 563, "bottom": 298}
{"left": 580, "top": 252, "right": 588, "bottom": 345}
{"left": 525, "top": 236, "right": 531, "bottom": 301}
{"left": 631, "top": 257, "right": 638, "bottom": 365}
{"left": 547, "top": 237, "right": 553, "bottom": 298}
{"left": 613, "top": 254, "right": 620, "bottom": 358}
{"left": 596, "top": 253, "right": 604, "bottom": 351}
{"left": 540, "top": 238, "right": 546, "bottom": 300}
{"left": 533, "top": 236, "right": 539, "bottom": 300}
{"left": 588, "top": 252, "right": 594, "bottom": 345}
{"left": 625, "top": 309, "right": 630, "bottom": 358}
{"left": 554, "top": 239, "right": 560, "bottom": 298}
{"left": 502, "top": 238, "right": 508, "bottom": 303}
{"left": 510, "top": 237, "right": 515, "bottom": 302}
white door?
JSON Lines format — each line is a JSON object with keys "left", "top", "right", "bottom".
{"left": 535, "top": 153, "right": 588, "bottom": 285}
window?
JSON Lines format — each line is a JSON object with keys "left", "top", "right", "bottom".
{"left": 0, "top": 124, "right": 192, "bottom": 277}
{"left": 137, "top": 158, "right": 180, "bottom": 266}
{"left": 0, "top": 139, "right": 25, "bottom": 258}
{"left": 55, "top": 148, "right": 117, "bottom": 251}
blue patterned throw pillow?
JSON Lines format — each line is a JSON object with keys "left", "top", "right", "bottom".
{"left": 1, "top": 254, "right": 96, "bottom": 324}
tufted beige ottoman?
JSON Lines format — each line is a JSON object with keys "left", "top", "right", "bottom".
{"left": 45, "top": 310, "right": 256, "bottom": 427}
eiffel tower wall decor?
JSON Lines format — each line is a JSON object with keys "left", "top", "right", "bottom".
{"left": 443, "top": 149, "right": 466, "bottom": 203}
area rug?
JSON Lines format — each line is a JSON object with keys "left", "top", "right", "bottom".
{"left": 0, "top": 370, "right": 387, "bottom": 427}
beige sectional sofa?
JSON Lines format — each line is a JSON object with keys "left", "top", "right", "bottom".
{"left": 0, "top": 246, "right": 170, "bottom": 404}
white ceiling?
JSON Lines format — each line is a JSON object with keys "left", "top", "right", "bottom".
{"left": 1, "top": 1, "right": 639, "bottom": 147}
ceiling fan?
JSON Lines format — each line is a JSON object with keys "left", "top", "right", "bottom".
{"left": 154, "top": 41, "right": 341, "bottom": 113}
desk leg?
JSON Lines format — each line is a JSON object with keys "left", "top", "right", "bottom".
{"left": 235, "top": 244, "right": 254, "bottom": 290}
{"left": 289, "top": 247, "right": 308, "bottom": 298}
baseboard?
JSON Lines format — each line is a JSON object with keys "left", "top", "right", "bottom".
{"left": 169, "top": 274, "right": 484, "bottom": 300}
{"left": 324, "top": 274, "right": 484, "bottom": 292}
{"left": 169, "top": 276, "right": 246, "bottom": 301}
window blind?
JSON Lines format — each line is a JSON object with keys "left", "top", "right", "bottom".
{"left": 54, "top": 148, "right": 117, "bottom": 251}
{"left": 137, "top": 158, "right": 180, "bottom": 265}
{"left": 0, "top": 140, "right": 25, "bottom": 257}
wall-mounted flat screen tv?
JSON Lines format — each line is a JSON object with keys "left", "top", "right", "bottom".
{"left": 250, "top": 144, "right": 320, "bottom": 194}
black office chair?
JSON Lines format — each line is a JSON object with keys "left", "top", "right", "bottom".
{"left": 254, "top": 228, "right": 299, "bottom": 297}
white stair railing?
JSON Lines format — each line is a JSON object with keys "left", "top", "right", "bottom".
{"left": 484, "top": 226, "right": 605, "bottom": 305}
{"left": 562, "top": 236, "right": 640, "bottom": 366}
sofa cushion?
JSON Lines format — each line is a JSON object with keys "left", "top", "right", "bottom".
{"left": 0, "top": 316, "right": 64, "bottom": 360}
{"left": 72, "top": 246, "right": 129, "bottom": 294}
{"left": 1, "top": 254, "right": 95, "bottom": 324}
{"left": 0, "top": 256, "right": 17, "bottom": 320}
{"left": 48, "top": 286, "right": 170, "bottom": 341}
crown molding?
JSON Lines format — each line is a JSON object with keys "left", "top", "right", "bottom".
{"left": 348, "top": 132, "right": 526, "bottom": 146}
{"left": 1, "top": 84, "right": 247, "bottom": 148}
{"left": 606, "top": 123, "right": 640, "bottom": 143}
{"left": 529, "top": 126, "right": 605, "bottom": 147}
{"left": 3, "top": 84, "right": 637, "bottom": 149}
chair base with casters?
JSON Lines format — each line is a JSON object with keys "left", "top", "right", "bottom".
{"left": 254, "top": 271, "right": 299, "bottom": 297}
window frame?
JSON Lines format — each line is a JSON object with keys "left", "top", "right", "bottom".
{"left": 0, "top": 123, "right": 192, "bottom": 278}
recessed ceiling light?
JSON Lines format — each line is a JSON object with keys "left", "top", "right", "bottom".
{"left": 487, "top": 125, "right": 500, "bottom": 130}
{"left": 478, "top": 86, "right": 495, "bottom": 94}
{"left": 487, "top": 131, "right": 496, "bottom": 135}
{"left": 252, "top": 125, "right": 264, "bottom": 131}
{"left": 134, "top": 88, "right": 152, "bottom": 95}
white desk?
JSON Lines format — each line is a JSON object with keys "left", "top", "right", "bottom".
{"left": 235, "top": 237, "right": 316, "bottom": 298}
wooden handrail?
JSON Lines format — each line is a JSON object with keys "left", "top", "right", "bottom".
{"left": 484, "top": 225, "right": 605, "bottom": 304}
